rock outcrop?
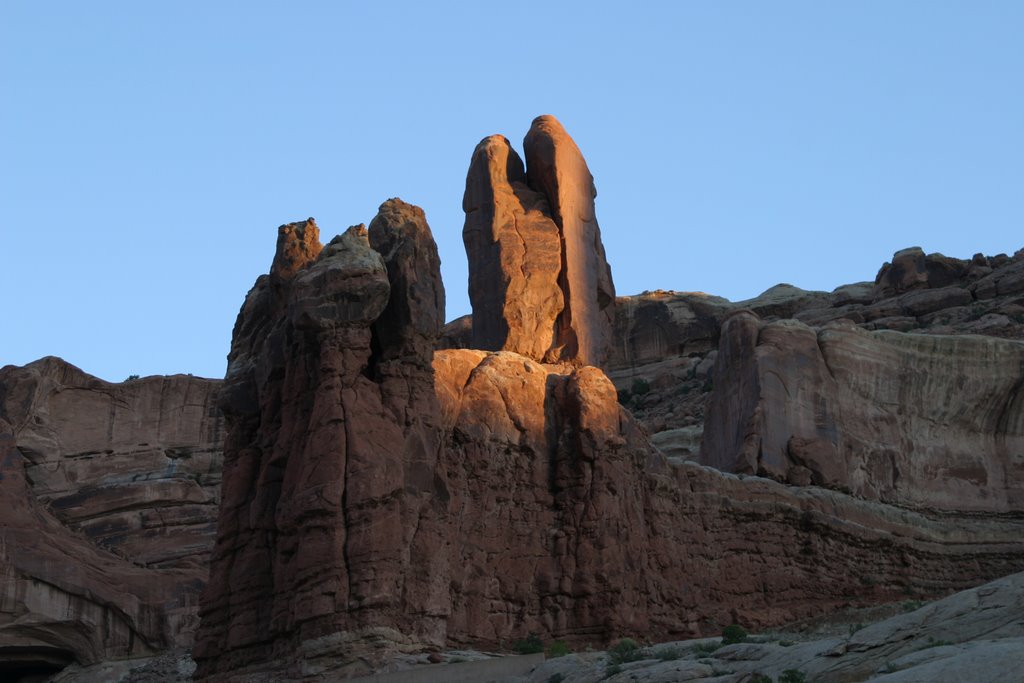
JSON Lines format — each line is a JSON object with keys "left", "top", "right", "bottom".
{"left": 0, "top": 358, "right": 222, "bottom": 675}
{"left": 463, "top": 116, "right": 616, "bottom": 367}
{"left": 193, "top": 202, "right": 448, "bottom": 680}
{"left": 607, "top": 247, "right": 1024, "bottom": 463}
{"left": 701, "top": 312, "right": 1024, "bottom": 512}
{"left": 463, "top": 135, "right": 564, "bottom": 360}
{"left": 521, "top": 570, "right": 1024, "bottom": 683}
{"left": 194, "top": 212, "right": 1024, "bottom": 681}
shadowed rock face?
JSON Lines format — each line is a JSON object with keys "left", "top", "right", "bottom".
{"left": 463, "top": 116, "right": 615, "bottom": 367}
{"left": 702, "top": 311, "right": 1024, "bottom": 512}
{"left": 193, "top": 202, "right": 447, "bottom": 680}
{"left": 0, "top": 358, "right": 223, "bottom": 668}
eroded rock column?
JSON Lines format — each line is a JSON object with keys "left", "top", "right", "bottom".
{"left": 462, "top": 115, "right": 616, "bottom": 367}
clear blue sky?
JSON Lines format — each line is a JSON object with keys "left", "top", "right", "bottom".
{"left": 2, "top": 2, "right": 1022, "bottom": 381}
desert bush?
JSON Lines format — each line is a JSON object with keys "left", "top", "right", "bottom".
{"left": 607, "top": 638, "right": 643, "bottom": 665}
{"left": 721, "top": 624, "right": 748, "bottom": 645}
{"left": 654, "top": 646, "right": 682, "bottom": 661}
{"left": 631, "top": 378, "right": 651, "bottom": 395}
{"left": 547, "top": 640, "right": 570, "bottom": 658}
{"left": 513, "top": 633, "right": 544, "bottom": 654}
{"left": 779, "top": 669, "right": 807, "bottom": 683}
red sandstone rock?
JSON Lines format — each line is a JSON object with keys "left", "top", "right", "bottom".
{"left": 463, "top": 135, "right": 564, "bottom": 359}
{"left": 195, "top": 210, "right": 1024, "bottom": 681}
{"left": 0, "top": 358, "right": 222, "bottom": 669}
{"left": 194, "top": 203, "right": 447, "bottom": 680}
{"left": 524, "top": 115, "right": 616, "bottom": 367}
{"left": 701, "top": 311, "right": 1024, "bottom": 512}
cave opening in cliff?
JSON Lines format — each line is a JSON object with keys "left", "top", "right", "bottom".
{"left": 0, "top": 646, "right": 75, "bottom": 682}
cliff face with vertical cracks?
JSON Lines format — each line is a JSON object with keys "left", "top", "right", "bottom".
{"left": 701, "top": 311, "right": 1024, "bottom": 513}
{"left": 193, "top": 202, "right": 448, "bottom": 680}
{"left": 195, "top": 200, "right": 1024, "bottom": 680}
{"left": 0, "top": 358, "right": 222, "bottom": 674}
{"left": 463, "top": 115, "right": 615, "bottom": 367}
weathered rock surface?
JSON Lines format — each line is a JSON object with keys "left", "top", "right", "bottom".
{"left": 461, "top": 116, "right": 616, "bottom": 366}
{"left": 0, "top": 358, "right": 223, "bottom": 674}
{"left": 195, "top": 207, "right": 1024, "bottom": 682}
{"left": 193, "top": 203, "right": 448, "bottom": 680}
{"left": 701, "top": 312, "right": 1024, "bottom": 512}
{"left": 524, "top": 115, "right": 616, "bottom": 366}
{"left": 607, "top": 247, "right": 1024, "bottom": 459}
{"left": 517, "top": 570, "right": 1024, "bottom": 683}
{"left": 463, "top": 135, "right": 564, "bottom": 359}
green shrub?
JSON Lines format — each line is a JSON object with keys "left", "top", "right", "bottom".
{"left": 779, "top": 670, "right": 807, "bottom": 683}
{"left": 547, "top": 674, "right": 565, "bottom": 683}
{"left": 692, "top": 640, "right": 721, "bottom": 656}
{"left": 607, "top": 638, "right": 643, "bottom": 665}
{"left": 654, "top": 646, "right": 682, "bottom": 661}
{"left": 513, "top": 633, "right": 544, "bottom": 655}
{"left": 750, "top": 674, "right": 773, "bottom": 683}
{"left": 125, "top": 374, "right": 140, "bottom": 381}
{"left": 721, "top": 624, "right": 748, "bottom": 645}
{"left": 631, "top": 378, "right": 651, "bottom": 396}
{"left": 605, "top": 663, "right": 622, "bottom": 677}
{"left": 547, "top": 640, "right": 570, "bottom": 658}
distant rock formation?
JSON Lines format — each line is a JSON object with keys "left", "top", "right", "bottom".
{"left": 463, "top": 115, "right": 615, "bottom": 367}
{"left": 0, "top": 358, "right": 222, "bottom": 672}
{"left": 701, "top": 313, "right": 1024, "bottom": 512}
{"left": 606, "top": 247, "right": 1024, "bottom": 463}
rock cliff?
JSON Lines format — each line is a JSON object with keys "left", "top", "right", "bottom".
{"left": 0, "top": 358, "right": 222, "bottom": 675}
{"left": 193, "top": 208, "right": 1024, "bottom": 680}
{"left": 701, "top": 313, "right": 1024, "bottom": 512}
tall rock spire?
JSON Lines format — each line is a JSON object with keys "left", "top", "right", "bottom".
{"left": 524, "top": 115, "right": 616, "bottom": 367}
{"left": 462, "top": 116, "right": 615, "bottom": 367}
{"left": 462, "top": 135, "right": 564, "bottom": 360}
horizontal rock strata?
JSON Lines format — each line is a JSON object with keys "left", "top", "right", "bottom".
{"left": 0, "top": 358, "right": 223, "bottom": 669}
{"left": 701, "top": 312, "right": 1024, "bottom": 512}
{"left": 194, "top": 220, "right": 1024, "bottom": 680}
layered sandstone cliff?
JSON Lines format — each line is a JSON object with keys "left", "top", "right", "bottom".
{"left": 608, "top": 248, "right": 1024, "bottom": 461}
{"left": 192, "top": 193, "right": 1024, "bottom": 680}
{"left": 0, "top": 358, "right": 222, "bottom": 675}
{"left": 701, "top": 313, "right": 1024, "bottom": 512}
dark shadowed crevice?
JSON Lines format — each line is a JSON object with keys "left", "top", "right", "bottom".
{"left": 0, "top": 647, "right": 75, "bottom": 683}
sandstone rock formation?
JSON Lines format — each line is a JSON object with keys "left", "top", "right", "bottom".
{"left": 463, "top": 116, "right": 615, "bottom": 366}
{"left": 194, "top": 202, "right": 448, "bottom": 680}
{"left": 607, "top": 247, "right": 1024, "bottom": 463}
{"left": 193, "top": 212, "right": 1024, "bottom": 681}
{"left": 0, "top": 358, "right": 222, "bottom": 676}
{"left": 701, "top": 312, "right": 1024, "bottom": 512}
{"left": 463, "top": 135, "right": 563, "bottom": 359}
